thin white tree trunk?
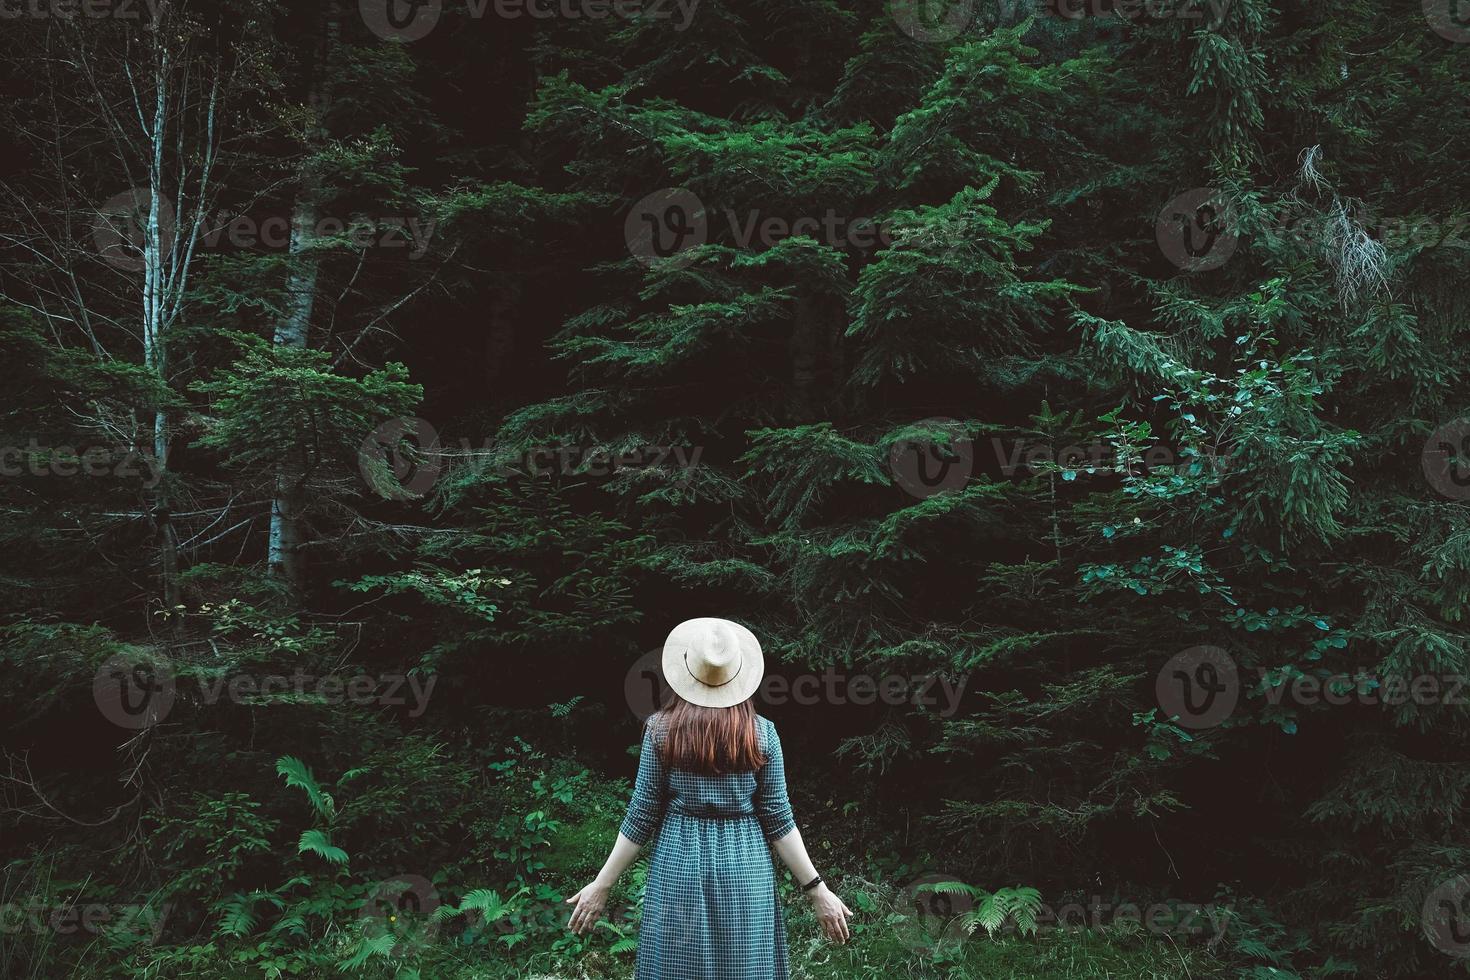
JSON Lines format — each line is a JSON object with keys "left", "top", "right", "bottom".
{"left": 144, "top": 50, "right": 182, "bottom": 615}
{"left": 267, "top": 194, "right": 320, "bottom": 588}
{"left": 267, "top": 1, "right": 338, "bottom": 593}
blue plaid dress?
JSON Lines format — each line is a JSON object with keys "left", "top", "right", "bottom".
{"left": 620, "top": 713, "right": 797, "bottom": 980}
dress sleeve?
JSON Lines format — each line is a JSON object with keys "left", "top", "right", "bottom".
{"left": 618, "top": 720, "right": 668, "bottom": 845}
{"left": 754, "top": 718, "right": 797, "bottom": 843}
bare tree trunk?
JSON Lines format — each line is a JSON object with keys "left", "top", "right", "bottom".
{"left": 266, "top": 188, "right": 320, "bottom": 591}
{"left": 268, "top": 2, "right": 338, "bottom": 595}
{"left": 143, "top": 49, "right": 181, "bottom": 618}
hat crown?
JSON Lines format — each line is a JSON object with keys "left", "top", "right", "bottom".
{"left": 688, "top": 622, "right": 739, "bottom": 685}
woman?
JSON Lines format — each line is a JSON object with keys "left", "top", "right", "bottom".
{"left": 566, "top": 617, "right": 853, "bottom": 978}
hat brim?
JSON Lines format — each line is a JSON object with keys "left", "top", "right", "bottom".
{"left": 662, "top": 618, "right": 764, "bottom": 709}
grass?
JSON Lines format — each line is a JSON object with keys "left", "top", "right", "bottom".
{"left": 784, "top": 875, "right": 1230, "bottom": 980}
{"left": 501, "top": 873, "right": 1235, "bottom": 980}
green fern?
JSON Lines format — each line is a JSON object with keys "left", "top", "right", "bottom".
{"left": 213, "top": 893, "right": 260, "bottom": 938}
{"left": 213, "top": 888, "right": 286, "bottom": 938}
{"left": 339, "top": 932, "right": 397, "bottom": 970}
{"left": 918, "top": 881, "right": 1045, "bottom": 938}
{"left": 549, "top": 696, "right": 583, "bottom": 718}
{"left": 432, "top": 885, "right": 529, "bottom": 931}
{"left": 296, "top": 829, "right": 349, "bottom": 865}
{"left": 275, "top": 756, "right": 336, "bottom": 822}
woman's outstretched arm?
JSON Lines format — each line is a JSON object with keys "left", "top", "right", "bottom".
{"left": 758, "top": 720, "right": 853, "bottom": 943}
{"left": 566, "top": 832, "right": 641, "bottom": 935}
{"left": 567, "top": 722, "right": 666, "bottom": 935}
{"left": 770, "top": 820, "right": 853, "bottom": 943}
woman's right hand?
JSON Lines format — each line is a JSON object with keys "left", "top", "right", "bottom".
{"left": 564, "top": 880, "right": 610, "bottom": 936}
{"left": 807, "top": 882, "right": 853, "bottom": 943}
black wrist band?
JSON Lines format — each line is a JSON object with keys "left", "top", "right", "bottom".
{"left": 800, "top": 875, "right": 823, "bottom": 892}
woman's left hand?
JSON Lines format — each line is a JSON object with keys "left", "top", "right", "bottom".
{"left": 808, "top": 883, "right": 854, "bottom": 943}
{"left": 565, "top": 880, "right": 611, "bottom": 935}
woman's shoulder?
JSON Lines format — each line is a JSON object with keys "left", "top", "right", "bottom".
{"left": 643, "top": 712, "right": 669, "bottom": 740}
{"left": 754, "top": 713, "right": 779, "bottom": 746}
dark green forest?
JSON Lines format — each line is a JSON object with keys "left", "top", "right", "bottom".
{"left": 2, "top": 0, "right": 1469, "bottom": 976}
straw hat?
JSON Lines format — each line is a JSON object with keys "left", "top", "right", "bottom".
{"left": 662, "top": 618, "right": 764, "bottom": 709}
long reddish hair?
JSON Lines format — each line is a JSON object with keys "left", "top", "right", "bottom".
{"left": 653, "top": 694, "right": 766, "bottom": 775}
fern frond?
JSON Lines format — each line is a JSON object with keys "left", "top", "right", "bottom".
{"left": 297, "top": 829, "right": 349, "bottom": 865}
{"left": 213, "top": 893, "right": 259, "bottom": 938}
{"left": 340, "top": 932, "right": 396, "bottom": 970}
{"left": 275, "top": 756, "right": 336, "bottom": 821}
